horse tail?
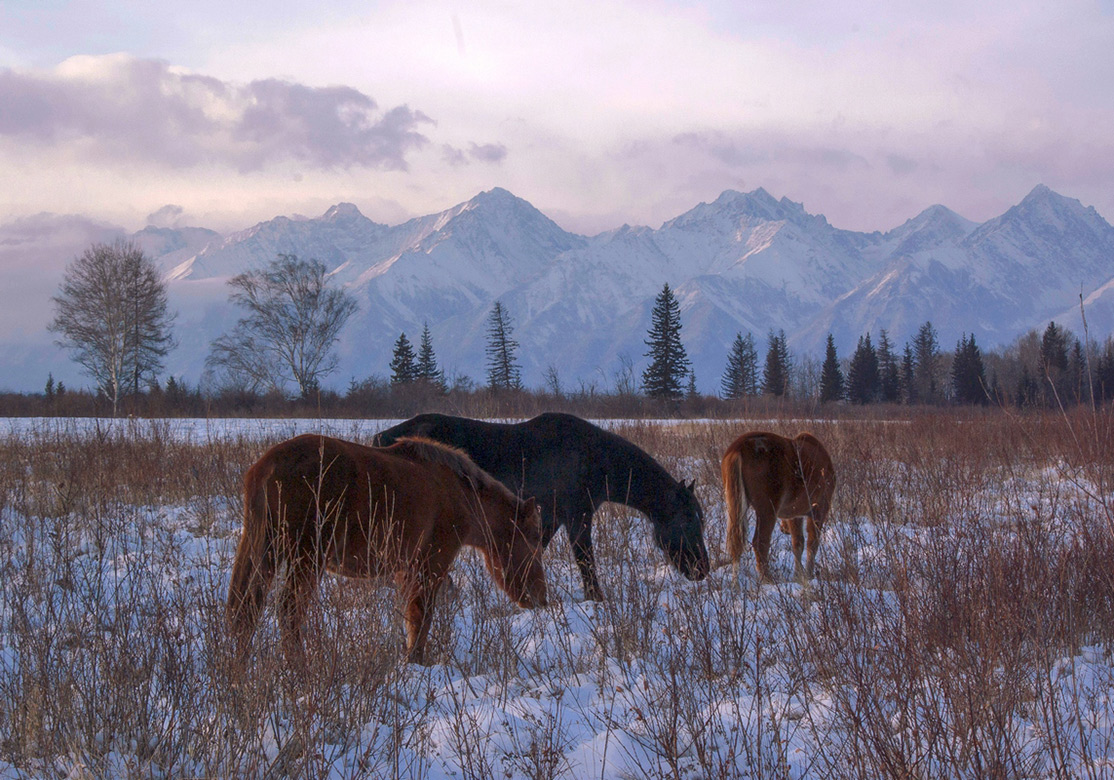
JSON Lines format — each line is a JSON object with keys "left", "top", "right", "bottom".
{"left": 722, "top": 446, "right": 751, "bottom": 563}
{"left": 227, "top": 461, "right": 278, "bottom": 663}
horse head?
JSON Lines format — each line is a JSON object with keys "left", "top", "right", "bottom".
{"left": 652, "top": 478, "right": 709, "bottom": 581}
{"left": 481, "top": 493, "right": 548, "bottom": 609}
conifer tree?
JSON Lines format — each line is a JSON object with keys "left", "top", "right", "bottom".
{"left": 721, "top": 331, "right": 758, "bottom": 399}
{"left": 951, "top": 333, "right": 988, "bottom": 405}
{"left": 912, "top": 321, "right": 942, "bottom": 404}
{"left": 1039, "top": 321, "right": 1071, "bottom": 407}
{"left": 877, "top": 329, "right": 902, "bottom": 403}
{"left": 819, "top": 333, "right": 844, "bottom": 403}
{"left": 389, "top": 332, "right": 419, "bottom": 385}
{"left": 847, "top": 333, "right": 881, "bottom": 404}
{"left": 416, "top": 321, "right": 444, "bottom": 389}
{"left": 761, "top": 329, "right": 791, "bottom": 397}
{"left": 642, "top": 283, "right": 691, "bottom": 400}
{"left": 1068, "top": 338, "right": 1087, "bottom": 405}
{"left": 901, "top": 344, "right": 917, "bottom": 404}
{"left": 485, "top": 301, "right": 522, "bottom": 390}
{"left": 1093, "top": 338, "right": 1114, "bottom": 403}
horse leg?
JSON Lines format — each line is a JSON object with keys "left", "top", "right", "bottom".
{"left": 751, "top": 509, "right": 777, "bottom": 584}
{"left": 805, "top": 514, "right": 823, "bottom": 579}
{"left": 566, "top": 518, "right": 602, "bottom": 601}
{"left": 227, "top": 538, "right": 275, "bottom": 667}
{"left": 784, "top": 516, "right": 807, "bottom": 582}
{"left": 398, "top": 568, "right": 445, "bottom": 665}
{"left": 277, "top": 559, "right": 319, "bottom": 672}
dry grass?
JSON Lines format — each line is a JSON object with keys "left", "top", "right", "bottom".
{"left": 1, "top": 410, "right": 1113, "bottom": 777}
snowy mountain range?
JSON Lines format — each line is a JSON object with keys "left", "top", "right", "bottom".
{"left": 3, "top": 184, "right": 1113, "bottom": 394}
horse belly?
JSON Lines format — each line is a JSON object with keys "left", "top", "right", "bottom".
{"left": 323, "top": 525, "right": 399, "bottom": 579}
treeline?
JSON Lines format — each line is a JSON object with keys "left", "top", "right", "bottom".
{"left": 33, "top": 241, "right": 1114, "bottom": 418}
{"left": 793, "top": 320, "right": 1114, "bottom": 409}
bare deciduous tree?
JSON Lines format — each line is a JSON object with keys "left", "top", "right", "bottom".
{"left": 205, "top": 254, "right": 357, "bottom": 397}
{"left": 50, "top": 240, "right": 176, "bottom": 416}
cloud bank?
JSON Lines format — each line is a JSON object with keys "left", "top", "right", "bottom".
{"left": 0, "top": 55, "right": 432, "bottom": 171}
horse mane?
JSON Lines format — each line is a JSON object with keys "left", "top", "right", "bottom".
{"left": 390, "top": 436, "right": 521, "bottom": 505}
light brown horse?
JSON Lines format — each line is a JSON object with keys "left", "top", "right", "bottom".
{"left": 722, "top": 431, "right": 835, "bottom": 583}
{"left": 227, "top": 433, "right": 548, "bottom": 666}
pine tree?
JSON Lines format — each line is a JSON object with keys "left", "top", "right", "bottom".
{"left": 389, "top": 332, "right": 419, "bottom": 385}
{"left": 1068, "top": 338, "right": 1087, "bottom": 405}
{"left": 1093, "top": 338, "right": 1114, "bottom": 403}
{"left": 761, "top": 329, "right": 790, "bottom": 397}
{"left": 819, "top": 334, "right": 844, "bottom": 403}
{"left": 416, "top": 321, "right": 445, "bottom": 389}
{"left": 846, "top": 333, "right": 881, "bottom": 404}
{"left": 686, "top": 370, "right": 698, "bottom": 399}
{"left": 642, "top": 283, "right": 691, "bottom": 400}
{"left": 1039, "top": 321, "right": 1070, "bottom": 407}
{"left": 951, "top": 333, "right": 988, "bottom": 405}
{"left": 877, "top": 329, "right": 901, "bottom": 403}
{"left": 485, "top": 301, "right": 522, "bottom": 390}
{"left": 912, "top": 321, "right": 942, "bottom": 404}
{"left": 901, "top": 344, "right": 917, "bottom": 404}
{"left": 721, "top": 332, "right": 758, "bottom": 399}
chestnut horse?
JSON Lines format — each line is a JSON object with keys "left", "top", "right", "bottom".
{"left": 227, "top": 434, "right": 548, "bottom": 666}
{"left": 721, "top": 431, "right": 835, "bottom": 583}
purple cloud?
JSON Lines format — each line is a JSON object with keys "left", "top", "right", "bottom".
{"left": 442, "top": 141, "right": 508, "bottom": 167}
{"left": 0, "top": 56, "right": 432, "bottom": 171}
{"left": 468, "top": 142, "right": 508, "bottom": 163}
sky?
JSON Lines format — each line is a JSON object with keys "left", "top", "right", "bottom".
{"left": 2, "top": 0, "right": 1113, "bottom": 236}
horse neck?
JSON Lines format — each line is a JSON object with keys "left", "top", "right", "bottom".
{"left": 600, "top": 441, "right": 676, "bottom": 523}
{"left": 462, "top": 486, "right": 513, "bottom": 547}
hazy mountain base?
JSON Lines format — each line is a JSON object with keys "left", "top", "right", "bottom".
{"left": 4, "top": 184, "right": 1114, "bottom": 395}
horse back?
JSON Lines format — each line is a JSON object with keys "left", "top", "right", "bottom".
{"left": 723, "top": 432, "right": 810, "bottom": 516}
{"left": 793, "top": 432, "right": 836, "bottom": 509}
{"left": 245, "top": 434, "right": 464, "bottom": 572}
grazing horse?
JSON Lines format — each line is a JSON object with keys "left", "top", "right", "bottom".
{"left": 721, "top": 431, "right": 835, "bottom": 583}
{"left": 227, "top": 434, "right": 547, "bottom": 666}
{"left": 375, "top": 413, "right": 708, "bottom": 601}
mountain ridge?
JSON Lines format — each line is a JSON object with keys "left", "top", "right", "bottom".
{"left": 3, "top": 184, "right": 1113, "bottom": 394}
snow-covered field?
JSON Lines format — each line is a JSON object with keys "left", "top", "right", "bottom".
{"left": 1, "top": 415, "right": 1112, "bottom": 778}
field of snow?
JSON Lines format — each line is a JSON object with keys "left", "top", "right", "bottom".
{"left": 1, "top": 414, "right": 1112, "bottom": 778}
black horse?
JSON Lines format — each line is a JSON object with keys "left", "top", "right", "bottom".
{"left": 375, "top": 412, "right": 709, "bottom": 600}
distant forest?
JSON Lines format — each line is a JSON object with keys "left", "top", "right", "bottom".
{"left": 7, "top": 318, "right": 1114, "bottom": 420}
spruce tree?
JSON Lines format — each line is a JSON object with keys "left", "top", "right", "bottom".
{"left": 1068, "top": 338, "right": 1087, "bottom": 405}
{"left": 761, "top": 329, "right": 790, "bottom": 397}
{"left": 721, "top": 331, "right": 758, "bottom": 399}
{"left": 1039, "top": 321, "right": 1071, "bottom": 407}
{"left": 877, "top": 329, "right": 902, "bottom": 403}
{"left": 416, "top": 321, "right": 444, "bottom": 389}
{"left": 847, "top": 333, "right": 881, "bottom": 404}
{"left": 951, "top": 333, "right": 988, "bottom": 405}
{"left": 389, "top": 332, "right": 419, "bottom": 385}
{"left": 485, "top": 301, "right": 522, "bottom": 390}
{"left": 819, "top": 334, "right": 844, "bottom": 402}
{"left": 1094, "top": 338, "right": 1114, "bottom": 403}
{"left": 912, "top": 321, "right": 942, "bottom": 404}
{"left": 901, "top": 344, "right": 917, "bottom": 404}
{"left": 642, "top": 283, "right": 690, "bottom": 400}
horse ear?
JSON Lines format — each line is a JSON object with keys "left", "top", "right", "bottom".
{"left": 686, "top": 479, "right": 696, "bottom": 492}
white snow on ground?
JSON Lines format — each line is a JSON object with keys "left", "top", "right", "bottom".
{"left": 0, "top": 419, "right": 1111, "bottom": 778}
